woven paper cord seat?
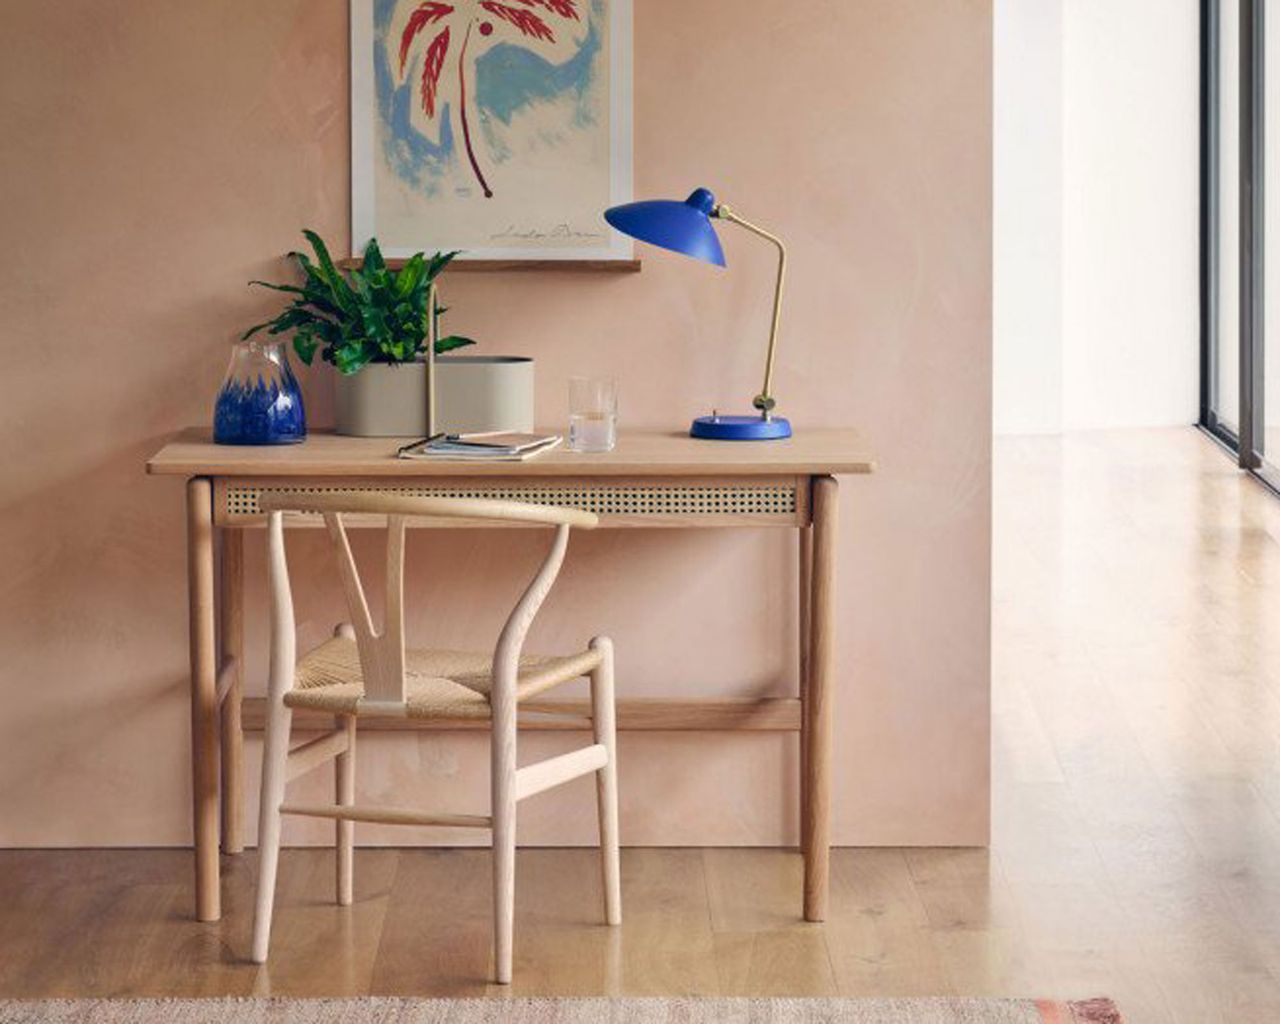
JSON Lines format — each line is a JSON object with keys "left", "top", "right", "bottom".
{"left": 285, "top": 636, "right": 603, "bottom": 719}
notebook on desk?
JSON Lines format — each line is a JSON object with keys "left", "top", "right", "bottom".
{"left": 397, "top": 431, "right": 562, "bottom": 461}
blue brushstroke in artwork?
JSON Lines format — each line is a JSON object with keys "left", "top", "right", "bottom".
{"left": 375, "top": 0, "right": 454, "bottom": 193}
{"left": 373, "top": 0, "right": 601, "bottom": 191}
{"left": 474, "top": 19, "right": 599, "bottom": 126}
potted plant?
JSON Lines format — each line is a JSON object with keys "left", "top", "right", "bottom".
{"left": 244, "top": 230, "right": 531, "bottom": 437}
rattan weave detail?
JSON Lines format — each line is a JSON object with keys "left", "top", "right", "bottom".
{"left": 226, "top": 482, "right": 797, "bottom": 518}
{"left": 284, "top": 637, "right": 601, "bottom": 719}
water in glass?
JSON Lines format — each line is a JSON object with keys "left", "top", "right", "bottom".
{"left": 568, "top": 377, "right": 617, "bottom": 453}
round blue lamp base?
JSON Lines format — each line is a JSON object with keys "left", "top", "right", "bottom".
{"left": 689, "top": 414, "right": 793, "bottom": 441}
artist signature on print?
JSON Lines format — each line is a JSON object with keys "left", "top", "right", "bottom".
{"left": 490, "top": 223, "right": 606, "bottom": 241}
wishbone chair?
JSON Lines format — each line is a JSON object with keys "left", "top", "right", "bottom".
{"left": 249, "top": 492, "right": 620, "bottom": 984}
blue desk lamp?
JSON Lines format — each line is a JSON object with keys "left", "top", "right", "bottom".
{"left": 605, "top": 188, "right": 792, "bottom": 440}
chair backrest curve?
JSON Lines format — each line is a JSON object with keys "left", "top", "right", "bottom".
{"left": 258, "top": 491, "right": 598, "bottom": 529}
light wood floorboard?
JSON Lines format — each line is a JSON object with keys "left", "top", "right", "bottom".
{"left": 9, "top": 430, "right": 1280, "bottom": 1021}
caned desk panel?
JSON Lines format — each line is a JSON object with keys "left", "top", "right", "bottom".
{"left": 213, "top": 475, "right": 810, "bottom": 528}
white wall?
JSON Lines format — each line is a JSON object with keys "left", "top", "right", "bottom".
{"left": 993, "top": 0, "right": 1063, "bottom": 434}
{"left": 994, "top": 0, "right": 1200, "bottom": 434}
{"left": 1061, "top": 0, "right": 1200, "bottom": 430}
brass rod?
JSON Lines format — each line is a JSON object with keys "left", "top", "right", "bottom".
{"left": 715, "top": 205, "right": 788, "bottom": 418}
{"left": 425, "top": 282, "right": 437, "bottom": 436}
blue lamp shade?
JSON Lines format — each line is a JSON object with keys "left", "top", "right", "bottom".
{"left": 604, "top": 188, "right": 726, "bottom": 267}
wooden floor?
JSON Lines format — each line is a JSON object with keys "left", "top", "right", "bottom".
{"left": 6, "top": 428, "right": 1280, "bottom": 1022}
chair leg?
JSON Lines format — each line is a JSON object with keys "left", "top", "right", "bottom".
{"left": 492, "top": 795, "right": 516, "bottom": 984}
{"left": 491, "top": 698, "right": 518, "bottom": 984}
{"left": 590, "top": 636, "right": 621, "bottom": 926}
{"left": 251, "top": 698, "right": 292, "bottom": 963}
{"left": 335, "top": 715, "right": 356, "bottom": 906}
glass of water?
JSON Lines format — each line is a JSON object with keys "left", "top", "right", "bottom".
{"left": 568, "top": 376, "right": 618, "bottom": 453}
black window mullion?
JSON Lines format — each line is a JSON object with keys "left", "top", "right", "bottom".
{"left": 1202, "top": 0, "right": 1221, "bottom": 432}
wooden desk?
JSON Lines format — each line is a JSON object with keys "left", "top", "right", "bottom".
{"left": 147, "top": 428, "right": 874, "bottom": 925}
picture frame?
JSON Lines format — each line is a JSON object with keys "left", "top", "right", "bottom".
{"left": 350, "top": 0, "right": 633, "bottom": 263}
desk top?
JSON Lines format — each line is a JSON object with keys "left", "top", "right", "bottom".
{"left": 147, "top": 428, "right": 875, "bottom": 478}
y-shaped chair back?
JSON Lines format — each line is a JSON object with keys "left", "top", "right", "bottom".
{"left": 259, "top": 492, "right": 599, "bottom": 716}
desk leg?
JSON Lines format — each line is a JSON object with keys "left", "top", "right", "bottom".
{"left": 804, "top": 475, "right": 837, "bottom": 922}
{"left": 798, "top": 525, "right": 812, "bottom": 854}
{"left": 187, "top": 477, "right": 221, "bottom": 921}
{"left": 220, "top": 528, "right": 245, "bottom": 855}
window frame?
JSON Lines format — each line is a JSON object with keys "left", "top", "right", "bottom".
{"left": 1201, "top": 0, "right": 1280, "bottom": 492}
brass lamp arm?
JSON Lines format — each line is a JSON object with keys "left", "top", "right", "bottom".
{"left": 713, "top": 203, "right": 788, "bottom": 419}
{"left": 425, "top": 281, "right": 438, "bottom": 435}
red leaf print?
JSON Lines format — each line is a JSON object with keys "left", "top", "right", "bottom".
{"left": 399, "top": 2, "right": 453, "bottom": 75}
{"left": 479, "top": 1, "right": 554, "bottom": 42}
{"left": 420, "top": 26, "right": 450, "bottom": 117}
{"left": 513, "top": 0, "right": 579, "bottom": 20}
{"left": 394, "top": 0, "right": 583, "bottom": 197}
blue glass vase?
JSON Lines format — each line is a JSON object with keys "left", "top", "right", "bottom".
{"left": 213, "top": 339, "right": 306, "bottom": 445}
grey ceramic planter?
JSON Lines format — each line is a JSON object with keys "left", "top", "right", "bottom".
{"left": 333, "top": 356, "right": 534, "bottom": 437}
{"left": 436, "top": 356, "right": 534, "bottom": 434}
{"left": 333, "top": 362, "right": 425, "bottom": 437}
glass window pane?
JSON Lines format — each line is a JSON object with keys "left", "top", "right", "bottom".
{"left": 1266, "top": 1, "right": 1280, "bottom": 461}
{"left": 1217, "top": 0, "right": 1242, "bottom": 433}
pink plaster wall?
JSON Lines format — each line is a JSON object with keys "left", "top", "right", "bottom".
{"left": 0, "top": 0, "right": 991, "bottom": 847}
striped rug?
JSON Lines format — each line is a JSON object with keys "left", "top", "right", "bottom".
{"left": 0, "top": 996, "right": 1123, "bottom": 1023}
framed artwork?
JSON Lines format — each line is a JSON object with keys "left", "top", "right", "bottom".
{"left": 351, "top": 0, "right": 633, "bottom": 262}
